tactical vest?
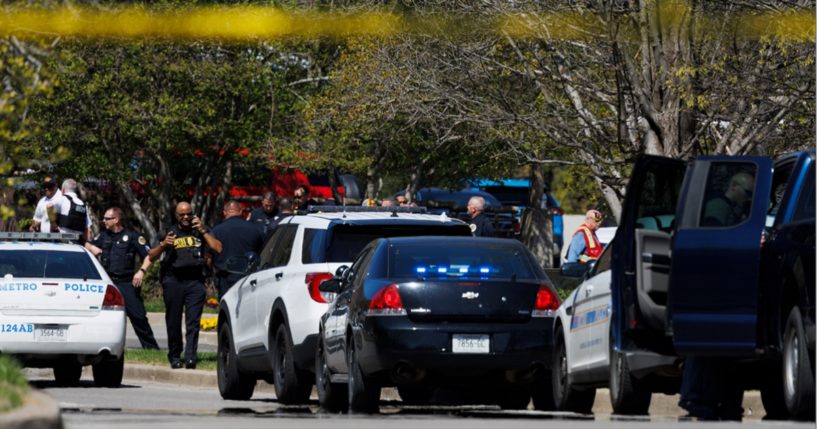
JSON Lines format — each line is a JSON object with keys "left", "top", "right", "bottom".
{"left": 57, "top": 194, "right": 87, "bottom": 232}
{"left": 165, "top": 226, "right": 205, "bottom": 270}
{"left": 99, "top": 231, "right": 136, "bottom": 278}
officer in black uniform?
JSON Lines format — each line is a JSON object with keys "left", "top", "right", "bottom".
{"left": 86, "top": 207, "right": 159, "bottom": 349}
{"left": 466, "top": 196, "right": 494, "bottom": 237}
{"left": 148, "top": 201, "right": 222, "bottom": 369}
{"left": 247, "top": 191, "right": 278, "bottom": 237}
{"left": 212, "top": 200, "right": 265, "bottom": 298}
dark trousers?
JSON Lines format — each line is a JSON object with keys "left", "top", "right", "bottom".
{"left": 216, "top": 272, "right": 243, "bottom": 299}
{"left": 679, "top": 356, "right": 745, "bottom": 420}
{"left": 114, "top": 280, "right": 159, "bottom": 350}
{"left": 162, "top": 276, "right": 206, "bottom": 363}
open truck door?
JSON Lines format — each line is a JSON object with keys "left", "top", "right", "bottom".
{"left": 669, "top": 156, "right": 773, "bottom": 356}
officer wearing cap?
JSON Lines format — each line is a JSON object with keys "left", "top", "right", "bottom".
{"left": 86, "top": 207, "right": 159, "bottom": 349}
{"left": 30, "top": 176, "right": 62, "bottom": 233}
{"left": 566, "top": 210, "right": 604, "bottom": 264}
{"left": 467, "top": 196, "right": 495, "bottom": 237}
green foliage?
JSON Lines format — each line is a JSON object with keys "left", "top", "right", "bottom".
{"left": 0, "top": 354, "right": 29, "bottom": 413}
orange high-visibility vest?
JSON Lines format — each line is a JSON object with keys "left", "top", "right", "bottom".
{"left": 573, "top": 223, "right": 602, "bottom": 262}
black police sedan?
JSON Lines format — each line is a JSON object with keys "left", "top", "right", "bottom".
{"left": 314, "top": 236, "right": 560, "bottom": 413}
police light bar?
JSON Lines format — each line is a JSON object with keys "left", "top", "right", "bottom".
{"left": 307, "top": 205, "right": 428, "bottom": 214}
{"left": 0, "top": 232, "right": 80, "bottom": 242}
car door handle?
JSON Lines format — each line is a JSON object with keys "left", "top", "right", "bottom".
{"left": 275, "top": 272, "right": 283, "bottom": 280}
{"left": 585, "top": 286, "right": 594, "bottom": 297}
{"left": 250, "top": 279, "right": 257, "bottom": 290}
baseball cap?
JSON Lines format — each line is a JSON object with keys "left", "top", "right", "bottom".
{"left": 42, "top": 176, "right": 57, "bottom": 189}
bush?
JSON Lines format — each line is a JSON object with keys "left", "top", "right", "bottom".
{"left": 0, "top": 355, "right": 29, "bottom": 413}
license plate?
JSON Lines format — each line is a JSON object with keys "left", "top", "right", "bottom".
{"left": 35, "top": 326, "right": 67, "bottom": 342}
{"left": 452, "top": 334, "right": 490, "bottom": 354}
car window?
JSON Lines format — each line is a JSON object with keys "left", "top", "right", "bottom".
{"left": 699, "top": 162, "right": 758, "bottom": 228}
{"left": 258, "top": 227, "right": 284, "bottom": 269}
{"left": 302, "top": 228, "right": 327, "bottom": 264}
{"left": 389, "top": 241, "right": 537, "bottom": 280}
{"left": 324, "top": 223, "right": 471, "bottom": 263}
{"left": 593, "top": 243, "right": 613, "bottom": 274}
{"left": 635, "top": 166, "right": 684, "bottom": 230}
{"left": 768, "top": 160, "right": 795, "bottom": 226}
{"left": 269, "top": 225, "right": 297, "bottom": 267}
{"left": 346, "top": 246, "right": 374, "bottom": 289}
{"left": 0, "top": 250, "right": 101, "bottom": 280}
{"left": 792, "top": 164, "right": 815, "bottom": 222}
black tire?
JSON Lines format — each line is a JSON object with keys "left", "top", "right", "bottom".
{"left": 783, "top": 307, "right": 815, "bottom": 420}
{"left": 92, "top": 354, "right": 124, "bottom": 388}
{"left": 760, "top": 358, "right": 789, "bottom": 420}
{"left": 397, "top": 384, "right": 435, "bottom": 406}
{"left": 316, "top": 335, "right": 347, "bottom": 412}
{"left": 53, "top": 361, "right": 82, "bottom": 386}
{"left": 272, "top": 324, "right": 312, "bottom": 404}
{"left": 218, "top": 324, "right": 256, "bottom": 400}
{"left": 347, "top": 337, "right": 380, "bottom": 413}
{"left": 551, "top": 331, "right": 595, "bottom": 413}
{"left": 609, "top": 348, "right": 651, "bottom": 415}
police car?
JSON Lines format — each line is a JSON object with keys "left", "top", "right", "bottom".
{"left": 0, "top": 232, "right": 126, "bottom": 387}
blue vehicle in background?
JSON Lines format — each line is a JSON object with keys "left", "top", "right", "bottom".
{"left": 468, "top": 178, "right": 564, "bottom": 266}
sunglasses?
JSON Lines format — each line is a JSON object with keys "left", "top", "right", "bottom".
{"left": 177, "top": 213, "right": 194, "bottom": 218}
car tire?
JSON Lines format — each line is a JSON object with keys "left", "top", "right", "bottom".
{"left": 783, "top": 306, "right": 815, "bottom": 420}
{"left": 397, "top": 384, "right": 435, "bottom": 405}
{"left": 609, "top": 347, "right": 651, "bottom": 415}
{"left": 760, "top": 358, "right": 789, "bottom": 420}
{"left": 53, "top": 361, "right": 82, "bottom": 386}
{"left": 531, "top": 373, "right": 557, "bottom": 411}
{"left": 316, "top": 335, "right": 347, "bottom": 412}
{"left": 272, "top": 324, "right": 312, "bottom": 404}
{"left": 218, "top": 324, "right": 256, "bottom": 400}
{"left": 347, "top": 337, "right": 380, "bottom": 413}
{"left": 92, "top": 354, "right": 124, "bottom": 388}
{"left": 552, "top": 331, "right": 595, "bottom": 413}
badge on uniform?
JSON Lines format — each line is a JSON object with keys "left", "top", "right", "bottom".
{"left": 138, "top": 236, "right": 147, "bottom": 245}
{"left": 469, "top": 224, "right": 477, "bottom": 233}
{"left": 122, "top": 234, "right": 129, "bottom": 242}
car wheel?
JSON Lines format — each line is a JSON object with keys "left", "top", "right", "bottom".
{"left": 316, "top": 335, "right": 347, "bottom": 412}
{"left": 783, "top": 306, "right": 815, "bottom": 420}
{"left": 551, "top": 331, "right": 595, "bottom": 413}
{"left": 218, "top": 323, "right": 256, "bottom": 400}
{"left": 272, "top": 324, "right": 312, "bottom": 404}
{"left": 53, "top": 361, "right": 82, "bottom": 386}
{"left": 92, "top": 354, "right": 124, "bottom": 388}
{"left": 609, "top": 347, "right": 650, "bottom": 415}
{"left": 760, "top": 358, "right": 789, "bottom": 420}
{"left": 347, "top": 337, "right": 380, "bottom": 413}
{"left": 398, "top": 384, "right": 435, "bottom": 405}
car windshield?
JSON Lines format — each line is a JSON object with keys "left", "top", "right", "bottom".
{"left": 389, "top": 241, "right": 538, "bottom": 280}
{"left": 0, "top": 250, "right": 102, "bottom": 279}
{"left": 317, "top": 224, "right": 472, "bottom": 263}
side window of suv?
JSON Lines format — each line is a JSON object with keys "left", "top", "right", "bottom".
{"left": 269, "top": 225, "right": 298, "bottom": 268}
{"left": 768, "top": 161, "right": 795, "bottom": 225}
{"left": 258, "top": 228, "right": 283, "bottom": 269}
{"left": 792, "top": 164, "right": 815, "bottom": 222}
{"left": 699, "top": 162, "right": 757, "bottom": 227}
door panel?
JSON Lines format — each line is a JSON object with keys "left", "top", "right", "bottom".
{"left": 584, "top": 270, "right": 613, "bottom": 373}
{"left": 670, "top": 157, "right": 773, "bottom": 355}
{"left": 635, "top": 229, "right": 672, "bottom": 332}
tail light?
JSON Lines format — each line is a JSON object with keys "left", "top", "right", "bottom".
{"left": 305, "top": 272, "right": 334, "bottom": 303}
{"left": 532, "top": 284, "right": 560, "bottom": 317}
{"left": 102, "top": 284, "right": 125, "bottom": 310}
{"left": 367, "top": 284, "right": 406, "bottom": 316}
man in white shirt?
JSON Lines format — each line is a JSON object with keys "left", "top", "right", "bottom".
{"left": 30, "top": 176, "right": 62, "bottom": 233}
{"left": 50, "top": 178, "right": 93, "bottom": 243}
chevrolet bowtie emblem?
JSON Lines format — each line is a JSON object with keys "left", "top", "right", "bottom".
{"left": 462, "top": 291, "right": 479, "bottom": 299}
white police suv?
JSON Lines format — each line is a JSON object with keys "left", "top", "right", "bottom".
{"left": 0, "top": 232, "right": 126, "bottom": 387}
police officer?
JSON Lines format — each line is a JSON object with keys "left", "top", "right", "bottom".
{"left": 247, "top": 191, "right": 278, "bottom": 236}
{"left": 466, "top": 196, "right": 494, "bottom": 237}
{"left": 212, "top": 200, "right": 265, "bottom": 298}
{"left": 50, "top": 178, "right": 92, "bottom": 243}
{"left": 147, "top": 202, "right": 222, "bottom": 369}
{"left": 86, "top": 207, "right": 159, "bottom": 350}
{"left": 566, "top": 210, "right": 603, "bottom": 264}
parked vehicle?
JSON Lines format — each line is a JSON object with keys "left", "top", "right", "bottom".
{"left": 394, "top": 188, "right": 520, "bottom": 238}
{"left": 216, "top": 206, "right": 472, "bottom": 402}
{"left": 314, "top": 236, "right": 561, "bottom": 412}
{"left": 0, "top": 232, "right": 126, "bottom": 388}
{"left": 611, "top": 150, "right": 815, "bottom": 420}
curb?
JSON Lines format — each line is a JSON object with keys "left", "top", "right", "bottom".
{"left": 0, "top": 390, "right": 63, "bottom": 429}
{"left": 122, "top": 363, "right": 765, "bottom": 418}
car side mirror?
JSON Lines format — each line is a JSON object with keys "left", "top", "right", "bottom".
{"left": 584, "top": 259, "right": 598, "bottom": 277}
{"left": 335, "top": 265, "right": 349, "bottom": 279}
{"left": 560, "top": 262, "right": 588, "bottom": 278}
{"left": 319, "top": 278, "right": 341, "bottom": 294}
{"left": 225, "top": 252, "right": 257, "bottom": 275}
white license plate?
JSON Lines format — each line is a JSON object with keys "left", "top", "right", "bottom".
{"left": 35, "top": 327, "right": 67, "bottom": 342}
{"left": 452, "top": 334, "right": 490, "bottom": 354}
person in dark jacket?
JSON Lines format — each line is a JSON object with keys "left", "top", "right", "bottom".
{"left": 147, "top": 201, "right": 222, "bottom": 369}
{"left": 212, "top": 200, "right": 265, "bottom": 298}
{"left": 247, "top": 191, "right": 278, "bottom": 236}
{"left": 86, "top": 207, "right": 159, "bottom": 349}
{"left": 466, "top": 196, "right": 494, "bottom": 237}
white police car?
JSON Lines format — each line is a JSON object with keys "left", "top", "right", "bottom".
{"left": 0, "top": 232, "right": 126, "bottom": 387}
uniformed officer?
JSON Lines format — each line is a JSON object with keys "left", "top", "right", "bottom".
{"left": 147, "top": 202, "right": 222, "bottom": 369}
{"left": 247, "top": 191, "right": 278, "bottom": 236}
{"left": 212, "top": 200, "right": 265, "bottom": 298}
{"left": 466, "top": 196, "right": 494, "bottom": 237}
{"left": 566, "top": 210, "right": 603, "bottom": 264}
{"left": 86, "top": 207, "right": 159, "bottom": 349}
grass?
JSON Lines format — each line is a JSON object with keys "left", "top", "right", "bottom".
{"left": 0, "top": 355, "right": 29, "bottom": 413}
{"left": 125, "top": 349, "right": 218, "bottom": 371}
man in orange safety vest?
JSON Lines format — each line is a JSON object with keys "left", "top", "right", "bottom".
{"left": 566, "top": 209, "right": 604, "bottom": 264}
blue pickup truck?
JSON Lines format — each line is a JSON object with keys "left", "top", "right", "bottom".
{"left": 610, "top": 150, "right": 814, "bottom": 420}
